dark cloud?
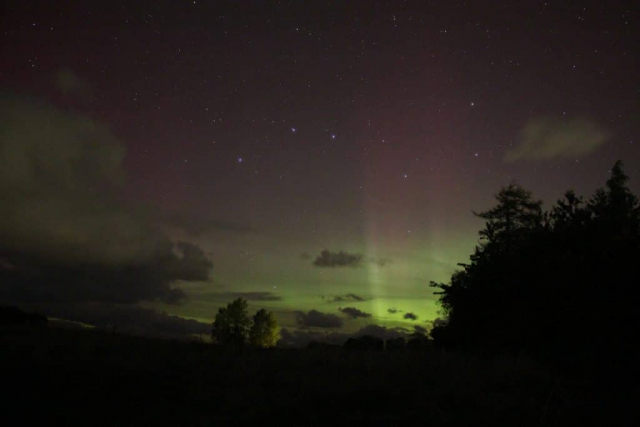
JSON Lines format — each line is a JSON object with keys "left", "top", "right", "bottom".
{"left": 217, "top": 292, "right": 282, "bottom": 301}
{"left": 338, "top": 307, "right": 372, "bottom": 319}
{"left": 20, "top": 302, "right": 211, "bottom": 340}
{"left": 313, "top": 250, "right": 363, "bottom": 268}
{"left": 404, "top": 312, "right": 419, "bottom": 321}
{"left": 387, "top": 307, "right": 401, "bottom": 314}
{"left": 48, "top": 317, "right": 94, "bottom": 330}
{"left": 0, "top": 93, "right": 212, "bottom": 307}
{"left": 166, "top": 242, "right": 214, "bottom": 282}
{"left": 295, "top": 310, "right": 344, "bottom": 328}
{"left": 505, "top": 117, "right": 611, "bottom": 162}
{"left": 327, "top": 293, "right": 366, "bottom": 303}
{"left": 0, "top": 238, "right": 211, "bottom": 306}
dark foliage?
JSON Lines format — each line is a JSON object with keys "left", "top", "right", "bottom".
{"left": 249, "top": 308, "right": 280, "bottom": 348}
{"left": 305, "top": 340, "right": 340, "bottom": 350}
{"left": 342, "top": 335, "right": 384, "bottom": 351}
{"left": 430, "top": 161, "right": 640, "bottom": 361}
{"left": 211, "top": 298, "right": 251, "bottom": 346}
{"left": 385, "top": 337, "right": 407, "bottom": 351}
{"left": 407, "top": 333, "right": 431, "bottom": 352}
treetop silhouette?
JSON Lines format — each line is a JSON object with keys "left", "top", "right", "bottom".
{"left": 212, "top": 298, "right": 280, "bottom": 348}
{"left": 430, "top": 161, "right": 640, "bottom": 357}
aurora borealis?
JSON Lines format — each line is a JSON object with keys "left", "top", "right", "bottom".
{"left": 1, "top": 2, "right": 638, "bottom": 342}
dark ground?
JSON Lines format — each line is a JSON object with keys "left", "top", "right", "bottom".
{"left": 1, "top": 326, "right": 634, "bottom": 426}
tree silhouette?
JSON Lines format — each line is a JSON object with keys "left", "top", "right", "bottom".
{"left": 343, "top": 335, "right": 384, "bottom": 351}
{"left": 385, "top": 337, "right": 406, "bottom": 351}
{"left": 249, "top": 308, "right": 280, "bottom": 348}
{"left": 407, "top": 333, "right": 430, "bottom": 352}
{"left": 590, "top": 160, "right": 639, "bottom": 232}
{"left": 430, "top": 161, "right": 640, "bottom": 358}
{"left": 473, "top": 183, "right": 543, "bottom": 250}
{"left": 211, "top": 298, "right": 251, "bottom": 346}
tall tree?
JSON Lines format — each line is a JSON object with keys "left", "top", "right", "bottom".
{"left": 473, "top": 183, "right": 543, "bottom": 247}
{"left": 249, "top": 309, "right": 280, "bottom": 348}
{"left": 211, "top": 298, "right": 251, "bottom": 346}
{"left": 430, "top": 161, "right": 640, "bottom": 357}
{"left": 593, "top": 160, "right": 639, "bottom": 227}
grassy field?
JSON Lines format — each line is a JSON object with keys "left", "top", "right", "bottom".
{"left": 1, "top": 326, "right": 633, "bottom": 426}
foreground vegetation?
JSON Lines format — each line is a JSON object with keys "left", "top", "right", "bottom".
{"left": 2, "top": 325, "right": 634, "bottom": 426}
{"left": 432, "top": 161, "right": 640, "bottom": 359}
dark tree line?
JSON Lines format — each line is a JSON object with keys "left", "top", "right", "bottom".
{"left": 430, "top": 161, "right": 639, "bottom": 357}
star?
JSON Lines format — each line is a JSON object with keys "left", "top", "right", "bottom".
{"left": 291, "top": 127, "right": 297, "bottom": 133}
{"left": 237, "top": 156, "right": 244, "bottom": 164}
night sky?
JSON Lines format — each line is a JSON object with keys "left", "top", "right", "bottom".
{"left": 1, "top": 1, "right": 638, "bottom": 342}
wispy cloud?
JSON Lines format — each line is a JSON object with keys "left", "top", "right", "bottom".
{"left": 505, "top": 117, "right": 611, "bottom": 162}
